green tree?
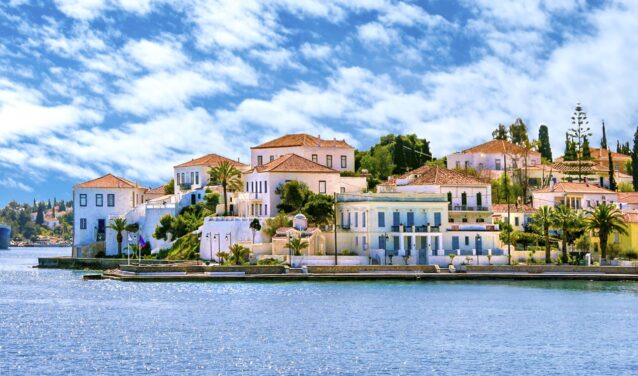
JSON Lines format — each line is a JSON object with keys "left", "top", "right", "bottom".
{"left": 532, "top": 206, "right": 555, "bottom": 264}
{"left": 608, "top": 151, "right": 617, "bottom": 191}
{"left": 601, "top": 121, "right": 608, "bottom": 149}
{"left": 276, "top": 181, "right": 311, "bottom": 213}
{"left": 563, "top": 133, "right": 576, "bottom": 161}
{"left": 360, "top": 146, "right": 395, "bottom": 180}
{"left": 585, "top": 203, "right": 628, "bottom": 262}
{"left": 209, "top": 161, "right": 242, "bottom": 215}
{"left": 228, "top": 243, "right": 250, "bottom": 265}
{"left": 47, "top": 199, "right": 52, "bottom": 210}
{"left": 59, "top": 200, "right": 66, "bottom": 211}
{"left": 538, "top": 124, "right": 552, "bottom": 162}
{"left": 164, "top": 178, "right": 175, "bottom": 194}
{"left": 264, "top": 213, "right": 292, "bottom": 237}
{"left": 492, "top": 124, "right": 508, "bottom": 140}
{"left": 153, "top": 214, "right": 174, "bottom": 241}
{"left": 509, "top": 118, "right": 529, "bottom": 145}
{"left": 632, "top": 126, "right": 638, "bottom": 191}
{"left": 106, "top": 217, "right": 136, "bottom": 257}
{"left": 249, "top": 218, "right": 261, "bottom": 243}
{"left": 35, "top": 205, "right": 44, "bottom": 226}
{"left": 204, "top": 190, "right": 220, "bottom": 212}
{"left": 302, "top": 194, "right": 334, "bottom": 225}
{"left": 552, "top": 205, "right": 583, "bottom": 263}
{"left": 393, "top": 136, "right": 407, "bottom": 173}
{"left": 285, "top": 237, "right": 309, "bottom": 256}
{"left": 582, "top": 136, "right": 591, "bottom": 160}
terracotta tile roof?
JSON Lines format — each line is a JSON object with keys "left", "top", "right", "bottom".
{"left": 533, "top": 182, "right": 616, "bottom": 194}
{"left": 623, "top": 212, "right": 638, "bottom": 223}
{"left": 252, "top": 154, "right": 338, "bottom": 173}
{"left": 146, "top": 186, "right": 166, "bottom": 195}
{"left": 384, "top": 165, "right": 489, "bottom": 186}
{"left": 618, "top": 192, "right": 638, "bottom": 205}
{"left": 251, "top": 133, "right": 353, "bottom": 149}
{"left": 174, "top": 153, "right": 247, "bottom": 168}
{"left": 458, "top": 140, "right": 540, "bottom": 155}
{"left": 590, "top": 148, "right": 631, "bottom": 160}
{"left": 74, "top": 174, "right": 144, "bottom": 189}
{"left": 492, "top": 204, "right": 537, "bottom": 213}
{"left": 550, "top": 162, "right": 607, "bottom": 173}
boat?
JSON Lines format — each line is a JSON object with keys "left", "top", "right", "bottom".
{"left": 0, "top": 224, "right": 10, "bottom": 250}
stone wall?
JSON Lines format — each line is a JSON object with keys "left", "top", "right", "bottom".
{"left": 38, "top": 257, "right": 180, "bottom": 270}
{"left": 119, "top": 264, "right": 287, "bottom": 274}
{"left": 466, "top": 265, "right": 638, "bottom": 274}
{"left": 306, "top": 265, "right": 440, "bottom": 273}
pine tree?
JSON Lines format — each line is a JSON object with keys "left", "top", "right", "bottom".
{"left": 582, "top": 136, "right": 591, "bottom": 160}
{"left": 509, "top": 118, "right": 529, "bottom": 145}
{"left": 608, "top": 151, "right": 617, "bottom": 191}
{"left": 632, "top": 126, "right": 638, "bottom": 191}
{"left": 32, "top": 198, "right": 36, "bottom": 212}
{"left": 538, "top": 125, "right": 552, "bottom": 162}
{"left": 59, "top": 200, "right": 66, "bottom": 212}
{"left": 601, "top": 121, "right": 608, "bottom": 149}
{"left": 47, "top": 199, "right": 52, "bottom": 210}
{"left": 492, "top": 124, "right": 508, "bottom": 140}
{"left": 35, "top": 205, "right": 45, "bottom": 226}
{"left": 564, "top": 133, "right": 575, "bottom": 161}
{"left": 624, "top": 142, "right": 631, "bottom": 155}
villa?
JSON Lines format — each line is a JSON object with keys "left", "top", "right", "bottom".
{"left": 531, "top": 181, "right": 618, "bottom": 209}
{"left": 173, "top": 153, "right": 250, "bottom": 198}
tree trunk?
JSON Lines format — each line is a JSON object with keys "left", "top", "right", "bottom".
{"left": 562, "top": 226, "right": 568, "bottom": 263}
{"left": 600, "top": 232, "right": 608, "bottom": 262}
{"left": 545, "top": 228, "right": 551, "bottom": 264}
{"left": 223, "top": 183, "right": 228, "bottom": 216}
{"left": 117, "top": 233, "right": 123, "bottom": 256}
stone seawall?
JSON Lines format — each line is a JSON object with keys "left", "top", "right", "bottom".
{"left": 37, "top": 257, "right": 187, "bottom": 270}
{"left": 118, "top": 264, "right": 287, "bottom": 275}
{"left": 306, "top": 265, "right": 440, "bottom": 274}
{"left": 466, "top": 265, "right": 638, "bottom": 274}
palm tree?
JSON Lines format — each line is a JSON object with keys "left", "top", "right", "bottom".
{"left": 552, "top": 205, "right": 583, "bottom": 263}
{"left": 532, "top": 206, "right": 554, "bottom": 264}
{"left": 585, "top": 203, "right": 628, "bottom": 262}
{"left": 209, "top": 161, "right": 242, "bottom": 216}
{"left": 107, "top": 218, "right": 138, "bottom": 257}
{"left": 228, "top": 244, "right": 250, "bottom": 265}
{"left": 285, "top": 237, "right": 309, "bottom": 256}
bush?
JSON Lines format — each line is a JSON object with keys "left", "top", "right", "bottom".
{"left": 257, "top": 258, "right": 284, "bottom": 266}
{"left": 621, "top": 250, "right": 638, "bottom": 260}
{"left": 95, "top": 251, "right": 105, "bottom": 258}
{"left": 165, "top": 233, "right": 200, "bottom": 260}
{"left": 340, "top": 249, "right": 357, "bottom": 256}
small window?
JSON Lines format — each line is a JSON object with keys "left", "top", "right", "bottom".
{"left": 341, "top": 155, "right": 347, "bottom": 169}
{"left": 195, "top": 172, "right": 199, "bottom": 185}
{"left": 464, "top": 161, "right": 469, "bottom": 169}
{"left": 362, "top": 236, "right": 367, "bottom": 250}
{"left": 190, "top": 172, "right": 194, "bottom": 184}
{"left": 264, "top": 204, "right": 268, "bottom": 216}
{"left": 362, "top": 213, "right": 366, "bottom": 227}
{"left": 80, "top": 218, "right": 87, "bottom": 229}
{"left": 259, "top": 181, "right": 262, "bottom": 193}
{"left": 465, "top": 236, "right": 469, "bottom": 246}
{"left": 312, "top": 154, "right": 318, "bottom": 163}
{"left": 515, "top": 217, "right": 520, "bottom": 226}
{"left": 495, "top": 159, "right": 501, "bottom": 170}
{"left": 354, "top": 212, "right": 359, "bottom": 227}
{"left": 269, "top": 155, "right": 274, "bottom": 162}
{"left": 355, "top": 236, "right": 359, "bottom": 246}
{"left": 176, "top": 174, "right": 180, "bottom": 184}
{"left": 257, "top": 156, "right": 263, "bottom": 166}
{"left": 326, "top": 155, "right": 332, "bottom": 168}
{"left": 246, "top": 182, "right": 249, "bottom": 191}
{"left": 455, "top": 161, "right": 461, "bottom": 169}
{"left": 340, "top": 187, "right": 346, "bottom": 193}
{"left": 319, "top": 180, "right": 326, "bottom": 194}
{"left": 107, "top": 194, "right": 115, "bottom": 207}
{"left": 378, "top": 212, "right": 385, "bottom": 228}
{"left": 264, "top": 181, "right": 267, "bottom": 193}
{"left": 79, "top": 194, "right": 87, "bottom": 207}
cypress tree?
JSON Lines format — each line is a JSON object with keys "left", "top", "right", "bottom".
{"left": 582, "top": 136, "right": 591, "bottom": 160}
{"left": 601, "top": 121, "right": 608, "bottom": 149}
{"left": 47, "top": 199, "right": 52, "bottom": 210}
{"left": 617, "top": 140, "right": 622, "bottom": 153}
{"left": 538, "top": 125, "right": 552, "bottom": 161}
{"left": 608, "top": 151, "right": 617, "bottom": 191}
{"left": 35, "top": 205, "right": 45, "bottom": 226}
{"left": 632, "top": 126, "right": 638, "bottom": 191}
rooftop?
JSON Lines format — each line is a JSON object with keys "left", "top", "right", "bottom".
{"left": 74, "top": 174, "right": 144, "bottom": 189}
{"left": 456, "top": 139, "right": 540, "bottom": 156}
{"left": 146, "top": 186, "right": 166, "bottom": 195}
{"left": 251, "top": 153, "right": 338, "bottom": 173}
{"left": 388, "top": 165, "right": 489, "bottom": 186}
{"left": 251, "top": 133, "right": 353, "bottom": 149}
{"left": 533, "top": 182, "right": 616, "bottom": 194}
{"left": 618, "top": 192, "right": 638, "bottom": 204}
{"left": 174, "top": 153, "right": 247, "bottom": 168}
{"left": 492, "top": 204, "right": 537, "bottom": 213}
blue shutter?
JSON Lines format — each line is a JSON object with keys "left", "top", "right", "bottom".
{"left": 407, "top": 212, "right": 414, "bottom": 227}
{"left": 434, "top": 212, "right": 442, "bottom": 226}
{"left": 378, "top": 212, "right": 385, "bottom": 228}
{"left": 393, "top": 236, "right": 400, "bottom": 251}
{"left": 378, "top": 235, "right": 386, "bottom": 249}
{"left": 354, "top": 213, "right": 359, "bottom": 227}
{"left": 393, "top": 212, "right": 400, "bottom": 226}
{"left": 452, "top": 236, "right": 459, "bottom": 250}
{"left": 362, "top": 213, "right": 366, "bottom": 227}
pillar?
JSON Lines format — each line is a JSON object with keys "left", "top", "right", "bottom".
{"left": 399, "top": 235, "right": 405, "bottom": 256}
{"left": 437, "top": 236, "right": 443, "bottom": 256}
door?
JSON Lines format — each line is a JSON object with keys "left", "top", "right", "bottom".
{"left": 452, "top": 236, "right": 459, "bottom": 250}
{"left": 475, "top": 235, "right": 483, "bottom": 255}
{"left": 97, "top": 219, "right": 106, "bottom": 241}
{"left": 393, "top": 212, "right": 400, "bottom": 226}
{"left": 434, "top": 212, "right": 442, "bottom": 227}
{"left": 418, "top": 249, "right": 427, "bottom": 264}
{"left": 191, "top": 193, "right": 196, "bottom": 205}
{"left": 378, "top": 235, "right": 386, "bottom": 250}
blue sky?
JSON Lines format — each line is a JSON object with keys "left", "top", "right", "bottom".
{"left": 1, "top": 0, "right": 637, "bottom": 206}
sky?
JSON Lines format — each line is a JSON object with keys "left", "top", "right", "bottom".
{"left": 1, "top": 0, "right": 638, "bottom": 206}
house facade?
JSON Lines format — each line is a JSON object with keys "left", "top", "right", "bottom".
{"left": 73, "top": 174, "right": 147, "bottom": 257}
{"left": 531, "top": 182, "right": 619, "bottom": 209}
{"left": 173, "top": 153, "right": 249, "bottom": 195}
{"left": 446, "top": 139, "right": 541, "bottom": 179}
{"left": 242, "top": 153, "right": 366, "bottom": 217}
{"left": 491, "top": 204, "right": 537, "bottom": 231}
{"left": 250, "top": 134, "right": 355, "bottom": 172}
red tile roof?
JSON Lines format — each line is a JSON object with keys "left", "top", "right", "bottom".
{"left": 623, "top": 212, "right": 638, "bottom": 223}
{"left": 146, "top": 186, "right": 166, "bottom": 195}
{"left": 252, "top": 154, "right": 338, "bottom": 173}
{"left": 618, "top": 192, "right": 638, "bottom": 205}
{"left": 492, "top": 204, "right": 537, "bottom": 213}
{"left": 459, "top": 140, "right": 540, "bottom": 155}
{"left": 74, "top": 174, "right": 144, "bottom": 189}
{"left": 534, "top": 182, "right": 615, "bottom": 194}
{"left": 251, "top": 133, "right": 353, "bottom": 149}
{"left": 174, "top": 153, "right": 247, "bottom": 168}
{"left": 384, "top": 165, "right": 489, "bottom": 186}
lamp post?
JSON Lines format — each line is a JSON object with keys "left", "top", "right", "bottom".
{"left": 384, "top": 233, "right": 389, "bottom": 265}
{"left": 213, "top": 233, "right": 221, "bottom": 262}
{"left": 205, "top": 232, "right": 213, "bottom": 261}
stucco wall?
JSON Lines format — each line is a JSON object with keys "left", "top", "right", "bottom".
{"left": 199, "top": 217, "right": 268, "bottom": 260}
{"left": 251, "top": 145, "right": 355, "bottom": 172}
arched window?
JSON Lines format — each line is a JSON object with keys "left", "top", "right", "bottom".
{"left": 461, "top": 192, "right": 467, "bottom": 206}
{"left": 476, "top": 192, "right": 482, "bottom": 207}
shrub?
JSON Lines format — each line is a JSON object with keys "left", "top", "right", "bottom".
{"left": 257, "top": 258, "right": 284, "bottom": 266}
{"left": 622, "top": 250, "right": 638, "bottom": 260}
{"left": 340, "top": 249, "right": 357, "bottom": 256}
{"left": 165, "top": 233, "right": 200, "bottom": 260}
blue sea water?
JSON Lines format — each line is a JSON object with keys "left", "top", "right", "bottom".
{"left": 1, "top": 247, "right": 638, "bottom": 375}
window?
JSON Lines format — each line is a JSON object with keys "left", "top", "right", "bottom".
{"left": 362, "top": 213, "right": 366, "bottom": 227}
{"left": 434, "top": 212, "right": 442, "bottom": 226}
{"left": 452, "top": 236, "right": 459, "bottom": 250}
{"left": 312, "top": 154, "right": 318, "bottom": 163}
{"left": 407, "top": 212, "right": 414, "bottom": 227}
{"left": 340, "top": 187, "right": 346, "bottom": 193}
{"left": 447, "top": 192, "right": 452, "bottom": 204}
{"left": 176, "top": 174, "right": 180, "bottom": 184}
{"left": 476, "top": 192, "right": 482, "bottom": 207}
{"left": 107, "top": 194, "right": 115, "bottom": 207}
{"left": 354, "top": 212, "right": 359, "bottom": 227}
{"left": 455, "top": 161, "right": 461, "bottom": 169}
{"left": 259, "top": 181, "right": 262, "bottom": 193}
{"left": 393, "top": 212, "right": 400, "bottom": 226}
{"left": 461, "top": 192, "right": 467, "bottom": 206}
{"left": 326, "top": 155, "right": 332, "bottom": 168}
{"left": 495, "top": 159, "right": 502, "bottom": 170}
{"left": 378, "top": 235, "right": 386, "bottom": 249}
{"left": 319, "top": 180, "right": 326, "bottom": 194}
{"left": 257, "top": 156, "right": 263, "bottom": 166}
{"left": 195, "top": 172, "right": 199, "bottom": 185}
{"left": 246, "top": 182, "right": 249, "bottom": 191}
{"left": 464, "top": 161, "right": 469, "bottom": 169}
{"left": 479, "top": 163, "right": 484, "bottom": 170}
{"left": 181, "top": 173, "right": 185, "bottom": 184}
{"left": 264, "top": 181, "right": 267, "bottom": 193}
{"left": 190, "top": 172, "right": 194, "bottom": 184}
{"left": 95, "top": 194, "right": 103, "bottom": 207}
{"left": 362, "top": 236, "right": 367, "bottom": 250}
{"left": 264, "top": 204, "right": 268, "bottom": 216}
{"left": 378, "top": 212, "right": 385, "bottom": 227}
{"left": 270, "top": 155, "right": 274, "bottom": 162}
{"left": 355, "top": 236, "right": 359, "bottom": 246}
{"left": 79, "top": 194, "right": 87, "bottom": 207}
{"left": 341, "top": 155, "right": 347, "bottom": 169}
{"left": 465, "top": 236, "right": 469, "bottom": 246}
{"left": 80, "top": 218, "right": 87, "bottom": 229}
{"left": 251, "top": 182, "right": 254, "bottom": 192}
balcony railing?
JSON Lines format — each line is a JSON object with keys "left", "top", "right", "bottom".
{"left": 179, "top": 183, "right": 191, "bottom": 191}
{"left": 449, "top": 205, "right": 489, "bottom": 212}
{"left": 391, "top": 225, "right": 401, "bottom": 232}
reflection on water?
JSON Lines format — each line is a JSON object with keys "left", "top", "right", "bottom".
{"left": 1, "top": 247, "right": 638, "bottom": 375}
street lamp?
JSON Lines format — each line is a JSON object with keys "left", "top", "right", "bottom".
{"left": 212, "top": 233, "right": 221, "bottom": 263}
{"left": 225, "top": 232, "right": 232, "bottom": 247}
{"left": 384, "top": 232, "right": 390, "bottom": 265}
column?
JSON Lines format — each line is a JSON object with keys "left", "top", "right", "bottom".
{"left": 399, "top": 235, "right": 405, "bottom": 256}
{"left": 437, "top": 236, "right": 442, "bottom": 256}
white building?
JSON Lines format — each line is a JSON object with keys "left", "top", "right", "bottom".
{"left": 618, "top": 192, "right": 638, "bottom": 211}
{"left": 531, "top": 182, "right": 618, "bottom": 209}
{"left": 242, "top": 153, "right": 366, "bottom": 217}
{"left": 446, "top": 139, "right": 541, "bottom": 179}
{"left": 335, "top": 193, "right": 502, "bottom": 266}
{"left": 173, "top": 153, "right": 249, "bottom": 196}
{"left": 491, "top": 204, "right": 537, "bottom": 231}
{"left": 251, "top": 133, "right": 355, "bottom": 172}
{"left": 73, "top": 174, "right": 147, "bottom": 257}
{"left": 378, "top": 165, "right": 493, "bottom": 224}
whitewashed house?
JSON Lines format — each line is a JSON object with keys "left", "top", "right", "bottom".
{"left": 491, "top": 204, "right": 537, "bottom": 231}
{"left": 72, "top": 174, "right": 147, "bottom": 257}
{"left": 241, "top": 153, "right": 366, "bottom": 217}
{"left": 531, "top": 182, "right": 618, "bottom": 209}
{"left": 251, "top": 134, "right": 355, "bottom": 172}
{"left": 173, "top": 153, "right": 250, "bottom": 197}
{"left": 446, "top": 140, "right": 541, "bottom": 179}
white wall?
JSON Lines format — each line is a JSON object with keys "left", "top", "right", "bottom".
{"left": 251, "top": 145, "right": 355, "bottom": 172}
{"left": 199, "top": 217, "right": 268, "bottom": 260}
{"left": 446, "top": 152, "right": 541, "bottom": 172}
{"left": 532, "top": 191, "right": 619, "bottom": 209}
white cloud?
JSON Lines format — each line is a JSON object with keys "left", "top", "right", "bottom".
{"left": 0, "top": 177, "right": 32, "bottom": 192}
{"left": 357, "top": 22, "right": 398, "bottom": 46}
{"left": 123, "top": 38, "right": 186, "bottom": 71}
{"left": 300, "top": 43, "right": 332, "bottom": 60}
{"left": 249, "top": 48, "right": 301, "bottom": 70}
{"left": 53, "top": 0, "right": 108, "bottom": 20}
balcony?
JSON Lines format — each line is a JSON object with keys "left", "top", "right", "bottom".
{"left": 449, "top": 205, "right": 490, "bottom": 212}
{"left": 179, "top": 183, "right": 192, "bottom": 191}
{"left": 447, "top": 224, "right": 499, "bottom": 232}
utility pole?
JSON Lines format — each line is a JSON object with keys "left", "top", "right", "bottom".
{"left": 504, "top": 152, "right": 511, "bottom": 265}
